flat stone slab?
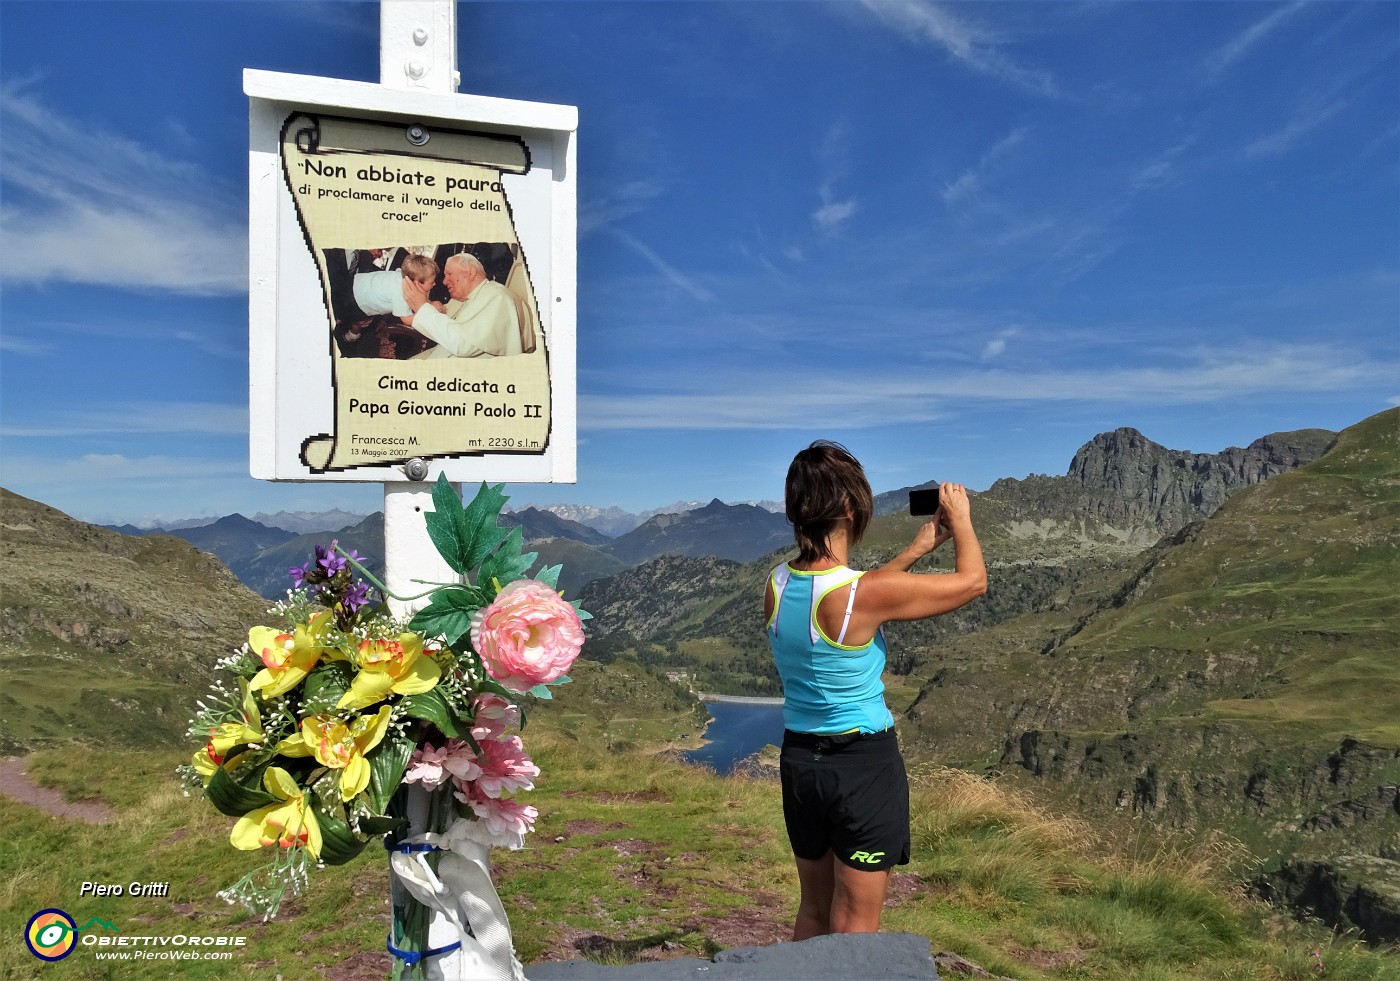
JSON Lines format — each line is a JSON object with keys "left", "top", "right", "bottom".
{"left": 526, "top": 932, "right": 939, "bottom": 979}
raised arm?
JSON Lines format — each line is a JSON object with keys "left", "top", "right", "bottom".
{"left": 858, "top": 483, "right": 986, "bottom": 624}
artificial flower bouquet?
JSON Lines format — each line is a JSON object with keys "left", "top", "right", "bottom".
{"left": 183, "top": 478, "right": 587, "bottom": 961}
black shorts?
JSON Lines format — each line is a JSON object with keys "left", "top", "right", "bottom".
{"left": 780, "top": 728, "right": 910, "bottom": 872}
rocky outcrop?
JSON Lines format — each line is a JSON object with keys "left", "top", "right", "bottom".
{"left": 982, "top": 426, "right": 1335, "bottom": 546}
{"left": 1251, "top": 856, "right": 1400, "bottom": 944}
{"left": 526, "top": 932, "right": 942, "bottom": 979}
{"left": 1064, "top": 427, "right": 1335, "bottom": 533}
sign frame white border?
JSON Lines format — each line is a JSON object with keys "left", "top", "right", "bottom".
{"left": 245, "top": 68, "right": 577, "bottom": 485}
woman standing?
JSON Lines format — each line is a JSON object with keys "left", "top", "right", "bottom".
{"left": 764, "top": 441, "right": 986, "bottom": 939}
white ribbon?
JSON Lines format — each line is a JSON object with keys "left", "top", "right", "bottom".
{"left": 388, "top": 819, "right": 526, "bottom": 981}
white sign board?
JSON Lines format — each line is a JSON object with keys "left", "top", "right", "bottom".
{"left": 246, "top": 70, "right": 577, "bottom": 484}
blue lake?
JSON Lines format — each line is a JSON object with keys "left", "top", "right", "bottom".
{"left": 681, "top": 699, "right": 786, "bottom": 775}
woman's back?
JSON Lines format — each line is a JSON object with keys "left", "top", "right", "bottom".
{"left": 766, "top": 564, "right": 894, "bottom": 735}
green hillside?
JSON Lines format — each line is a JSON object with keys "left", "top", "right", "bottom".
{"left": 0, "top": 489, "right": 269, "bottom": 753}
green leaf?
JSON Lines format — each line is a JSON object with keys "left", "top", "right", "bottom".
{"left": 477, "top": 526, "right": 536, "bottom": 591}
{"left": 367, "top": 732, "right": 416, "bottom": 815}
{"left": 533, "top": 564, "right": 563, "bottom": 589}
{"left": 423, "top": 475, "right": 467, "bottom": 573}
{"left": 205, "top": 764, "right": 277, "bottom": 818}
{"left": 357, "top": 815, "right": 406, "bottom": 838}
{"left": 423, "top": 476, "right": 510, "bottom": 575}
{"left": 315, "top": 802, "right": 368, "bottom": 866}
{"left": 400, "top": 686, "right": 465, "bottom": 738}
{"left": 526, "top": 675, "right": 572, "bottom": 701}
{"left": 408, "top": 586, "right": 482, "bottom": 647}
{"left": 458, "top": 481, "right": 511, "bottom": 570}
{"left": 301, "top": 661, "right": 355, "bottom": 714}
{"left": 475, "top": 674, "right": 520, "bottom": 703}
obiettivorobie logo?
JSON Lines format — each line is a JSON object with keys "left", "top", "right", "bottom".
{"left": 24, "top": 908, "right": 120, "bottom": 961}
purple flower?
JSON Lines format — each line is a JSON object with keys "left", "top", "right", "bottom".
{"left": 342, "top": 580, "right": 374, "bottom": 613}
{"left": 314, "top": 541, "right": 348, "bottom": 577}
{"left": 289, "top": 562, "right": 313, "bottom": 588}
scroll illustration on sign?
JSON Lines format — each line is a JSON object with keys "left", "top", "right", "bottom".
{"left": 280, "top": 112, "right": 551, "bottom": 473}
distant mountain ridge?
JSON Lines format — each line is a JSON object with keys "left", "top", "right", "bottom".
{"left": 106, "top": 508, "right": 370, "bottom": 536}
{"left": 250, "top": 508, "right": 371, "bottom": 535}
{"left": 602, "top": 499, "right": 792, "bottom": 566}
{"left": 502, "top": 506, "right": 612, "bottom": 548}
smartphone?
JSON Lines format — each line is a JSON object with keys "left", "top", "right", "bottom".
{"left": 908, "top": 486, "right": 942, "bottom": 515}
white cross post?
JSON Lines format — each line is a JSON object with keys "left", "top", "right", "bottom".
{"left": 376, "top": 7, "right": 522, "bottom": 980}
{"left": 379, "top": 0, "right": 462, "bottom": 622}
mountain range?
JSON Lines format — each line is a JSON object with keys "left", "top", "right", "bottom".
{"left": 107, "top": 496, "right": 785, "bottom": 601}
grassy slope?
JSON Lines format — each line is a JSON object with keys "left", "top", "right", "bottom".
{"left": 1037, "top": 408, "right": 1399, "bottom": 742}
{"left": 0, "top": 489, "right": 269, "bottom": 754}
{"left": 2, "top": 731, "right": 1394, "bottom": 980}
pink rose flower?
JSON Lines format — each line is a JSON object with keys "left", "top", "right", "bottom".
{"left": 470, "top": 580, "right": 584, "bottom": 692}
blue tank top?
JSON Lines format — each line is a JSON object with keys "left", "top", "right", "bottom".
{"left": 766, "top": 563, "right": 895, "bottom": 735}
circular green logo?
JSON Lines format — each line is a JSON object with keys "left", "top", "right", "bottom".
{"left": 26, "top": 908, "right": 77, "bottom": 961}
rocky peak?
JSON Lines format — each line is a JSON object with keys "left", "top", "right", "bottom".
{"left": 983, "top": 425, "right": 1338, "bottom": 545}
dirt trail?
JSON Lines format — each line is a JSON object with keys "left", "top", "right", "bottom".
{"left": 0, "top": 755, "right": 114, "bottom": 824}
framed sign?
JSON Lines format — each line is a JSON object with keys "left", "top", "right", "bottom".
{"left": 245, "top": 70, "right": 576, "bottom": 484}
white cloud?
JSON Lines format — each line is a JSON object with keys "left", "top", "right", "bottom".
{"left": 1202, "top": 1, "right": 1308, "bottom": 79}
{"left": 604, "top": 226, "right": 716, "bottom": 303}
{"left": 0, "top": 84, "right": 246, "bottom": 295}
{"left": 981, "top": 338, "right": 1008, "bottom": 360}
{"left": 0, "top": 453, "right": 248, "bottom": 493}
{"left": 1130, "top": 135, "right": 1198, "bottom": 190}
{"left": 580, "top": 180, "right": 665, "bottom": 236}
{"left": 5, "top": 314, "right": 244, "bottom": 361}
{"left": 812, "top": 197, "right": 858, "bottom": 232}
{"left": 0, "top": 401, "right": 247, "bottom": 438}
{"left": 860, "top": 1, "right": 1060, "bottom": 98}
{"left": 0, "top": 333, "right": 52, "bottom": 356}
{"left": 942, "top": 127, "right": 1028, "bottom": 207}
{"left": 811, "top": 121, "right": 859, "bottom": 234}
{"left": 1243, "top": 99, "right": 1347, "bottom": 159}
{"left": 580, "top": 343, "right": 1397, "bottom": 431}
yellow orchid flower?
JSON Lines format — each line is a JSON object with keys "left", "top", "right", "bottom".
{"left": 336, "top": 633, "right": 440, "bottom": 710}
{"left": 191, "top": 680, "right": 263, "bottom": 783}
{"left": 229, "top": 766, "right": 322, "bottom": 861}
{"left": 248, "top": 610, "right": 333, "bottom": 699}
{"left": 276, "top": 706, "right": 393, "bottom": 801}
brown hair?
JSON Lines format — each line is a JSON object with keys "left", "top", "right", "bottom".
{"left": 400, "top": 253, "right": 439, "bottom": 285}
{"left": 785, "top": 440, "right": 872, "bottom": 564}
